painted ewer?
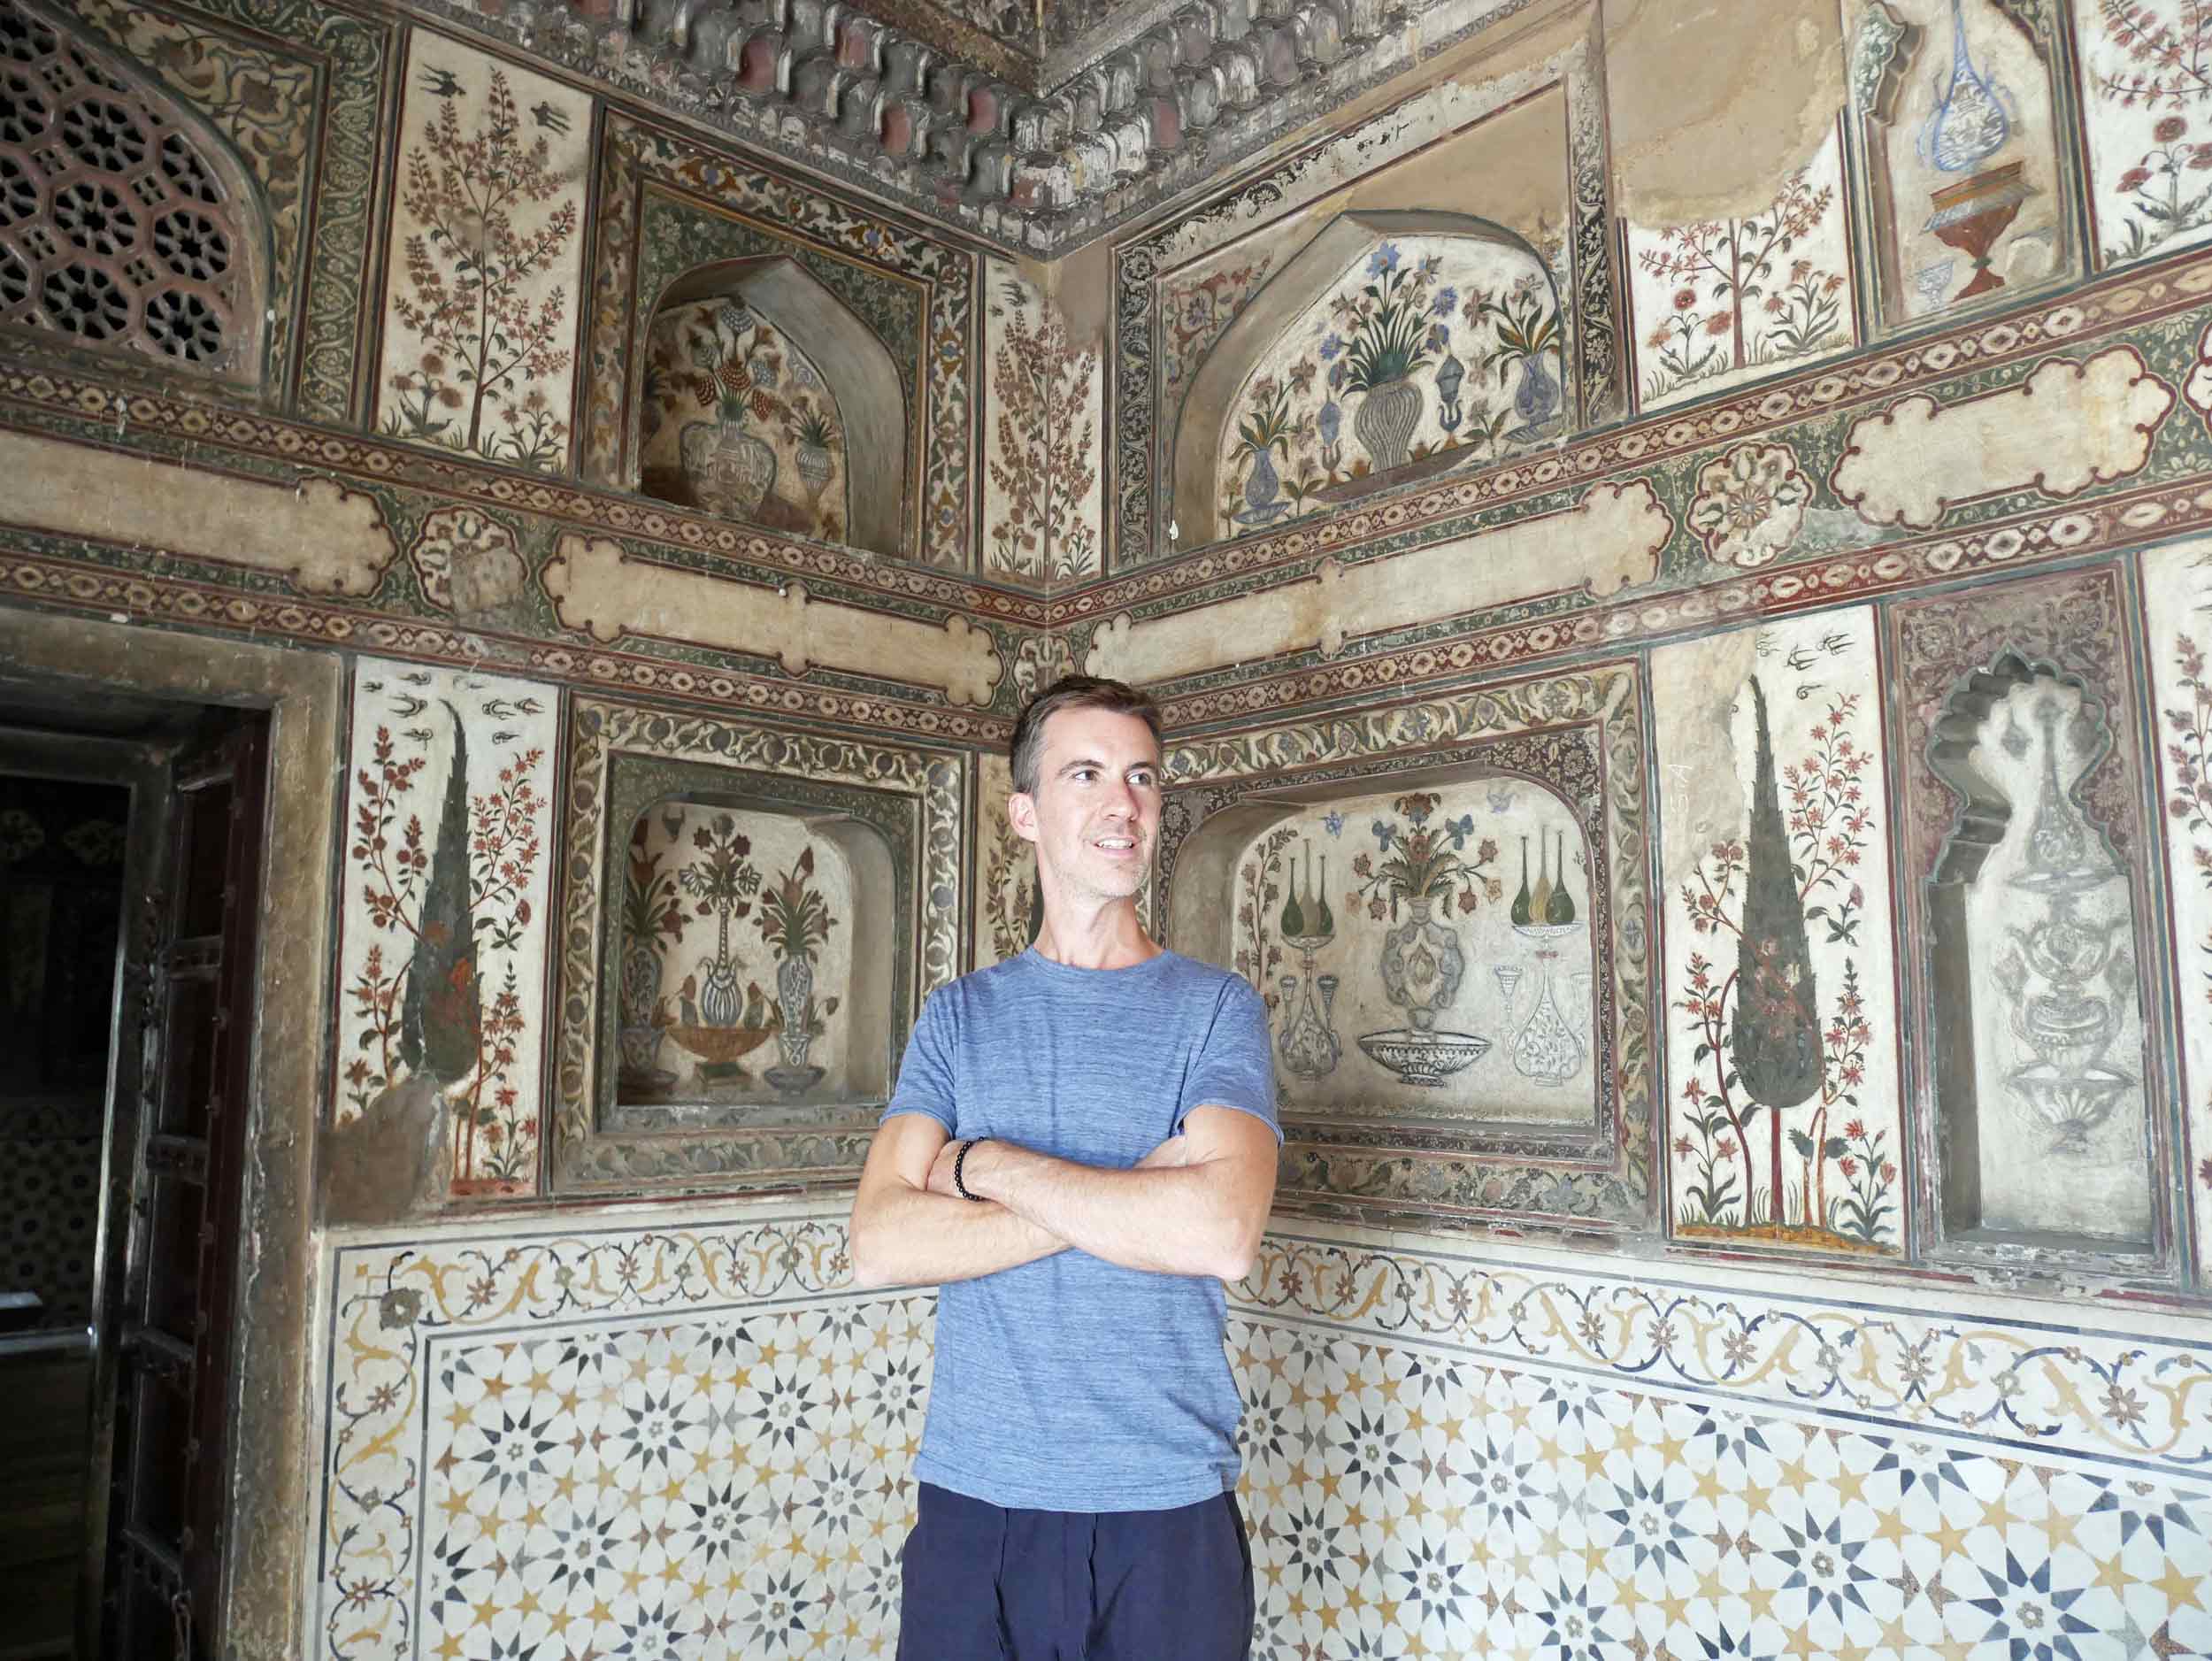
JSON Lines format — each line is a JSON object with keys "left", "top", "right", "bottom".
{"left": 680, "top": 420, "right": 778, "bottom": 517}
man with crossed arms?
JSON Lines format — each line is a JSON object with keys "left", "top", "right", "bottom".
{"left": 850, "top": 673, "right": 1279, "bottom": 1659}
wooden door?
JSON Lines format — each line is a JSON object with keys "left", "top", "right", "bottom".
{"left": 97, "top": 715, "right": 266, "bottom": 1661}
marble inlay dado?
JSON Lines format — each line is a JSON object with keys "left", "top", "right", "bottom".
{"left": 314, "top": 1216, "right": 2212, "bottom": 1660}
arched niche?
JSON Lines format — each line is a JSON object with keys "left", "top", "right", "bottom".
{"left": 1924, "top": 650, "right": 2154, "bottom": 1254}
{"left": 0, "top": 1, "right": 272, "bottom": 384}
{"left": 1173, "top": 211, "right": 1564, "bottom": 545}
{"left": 633, "top": 256, "right": 906, "bottom": 558}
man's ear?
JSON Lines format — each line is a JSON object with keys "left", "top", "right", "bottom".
{"left": 1008, "top": 789, "right": 1040, "bottom": 846}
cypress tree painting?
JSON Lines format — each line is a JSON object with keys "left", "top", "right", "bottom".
{"left": 1730, "top": 675, "right": 1824, "bottom": 1224}
{"left": 1668, "top": 627, "right": 1894, "bottom": 1255}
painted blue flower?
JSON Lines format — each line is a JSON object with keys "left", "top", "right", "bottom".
{"left": 1322, "top": 811, "right": 1345, "bottom": 838}
{"left": 1445, "top": 813, "right": 1476, "bottom": 849}
{"left": 1417, "top": 252, "right": 1443, "bottom": 279}
{"left": 1426, "top": 322, "right": 1450, "bottom": 354}
{"left": 1318, "top": 401, "right": 1341, "bottom": 444}
{"left": 1371, "top": 819, "right": 1397, "bottom": 851}
{"left": 1318, "top": 332, "right": 1344, "bottom": 361}
{"left": 1367, "top": 242, "right": 1402, "bottom": 276}
{"left": 1431, "top": 286, "right": 1458, "bottom": 317}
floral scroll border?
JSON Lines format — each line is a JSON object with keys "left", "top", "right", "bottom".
{"left": 580, "top": 113, "right": 979, "bottom": 570}
{"left": 548, "top": 696, "right": 964, "bottom": 1194}
{"left": 1158, "top": 663, "right": 1655, "bottom": 1230}
{"left": 1240, "top": 1226, "right": 2212, "bottom": 1480}
{"left": 1108, "top": 16, "right": 1620, "bottom": 567}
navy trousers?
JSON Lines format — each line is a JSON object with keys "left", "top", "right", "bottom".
{"left": 895, "top": 1481, "right": 1256, "bottom": 1660}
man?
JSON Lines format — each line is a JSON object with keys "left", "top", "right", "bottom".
{"left": 849, "top": 673, "right": 1279, "bottom": 1660}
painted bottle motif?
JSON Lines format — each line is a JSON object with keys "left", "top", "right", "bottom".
{"left": 1510, "top": 835, "right": 1532, "bottom": 927}
{"left": 1529, "top": 832, "right": 1554, "bottom": 922}
{"left": 1545, "top": 829, "right": 1577, "bottom": 926}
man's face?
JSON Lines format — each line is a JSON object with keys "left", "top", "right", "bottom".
{"left": 1011, "top": 705, "right": 1162, "bottom": 904}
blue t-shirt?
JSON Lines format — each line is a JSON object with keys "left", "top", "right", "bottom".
{"left": 883, "top": 947, "right": 1279, "bottom": 1512}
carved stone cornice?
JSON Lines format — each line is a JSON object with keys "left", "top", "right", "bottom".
{"left": 444, "top": 0, "right": 1540, "bottom": 250}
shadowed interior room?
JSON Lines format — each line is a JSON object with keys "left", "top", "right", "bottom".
{"left": 0, "top": 0, "right": 2209, "bottom": 1654}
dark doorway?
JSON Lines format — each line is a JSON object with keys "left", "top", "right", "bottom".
{"left": 0, "top": 697, "right": 269, "bottom": 1661}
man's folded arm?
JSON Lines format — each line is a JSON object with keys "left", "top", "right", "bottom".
{"left": 928, "top": 1105, "right": 1278, "bottom": 1284}
{"left": 847, "top": 1111, "right": 1070, "bottom": 1288}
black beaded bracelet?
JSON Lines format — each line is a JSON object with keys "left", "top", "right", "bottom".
{"left": 952, "top": 1137, "right": 985, "bottom": 1203}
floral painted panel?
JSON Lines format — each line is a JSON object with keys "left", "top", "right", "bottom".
{"left": 639, "top": 297, "right": 851, "bottom": 546}
{"left": 972, "top": 750, "right": 1038, "bottom": 967}
{"left": 981, "top": 264, "right": 1100, "bottom": 580}
{"left": 1230, "top": 785, "right": 1599, "bottom": 1124}
{"left": 1845, "top": 0, "right": 2072, "bottom": 326}
{"left": 1624, "top": 120, "right": 1855, "bottom": 411}
{"left": 1214, "top": 235, "right": 1564, "bottom": 541}
{"left": 2082, "top": 0, "right": 2212, "bottom": 266}
{"left": 1652, "top": 607, "right": 1906, "bottom": 1256}
{"left": 372, "top": 35, "right": 589, "bottom": 471}
{"left": 334, "top": 661, "right": 558, "bottom": 1198}
{"left": 2142, "top": 537, "right": 2212, "bottom": 1281}
{"left": 615, "top": 802, "right": 856, "bottom": 1107}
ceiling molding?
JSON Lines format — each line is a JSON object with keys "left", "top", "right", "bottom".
{"left": 416, "top": 0, "right": 1548, "bottom": 251}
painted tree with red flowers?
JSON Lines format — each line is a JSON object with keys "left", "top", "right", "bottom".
{"left": 385, "top": 66, "right": 578, "bottom": 466}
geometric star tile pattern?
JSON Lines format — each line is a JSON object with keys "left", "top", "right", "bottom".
{"left": 314, "top": 1213, "right": 2212, "bottom": 1660}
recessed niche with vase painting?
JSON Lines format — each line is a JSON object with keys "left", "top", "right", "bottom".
{"left": 1219, "top": 781, "right": 1598, "bottom": 1127}
{"left": 601, "top": 766, "right": 907, "bottom": 1133}
{"left": 1156, "top": 667, "right": 1651, "bottom": 1229}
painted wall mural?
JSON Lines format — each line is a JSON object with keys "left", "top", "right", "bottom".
{"left": 982, "top": 264, "right": 1101, "bottom": 580}
{"left": 972, "top": 750, "right": 1040, "bottom": 968}
{"left": 371, "top": 34, "right": 589, "bottom": 471}
{"left": 1654, "top": 608, "right": 1906, "bottom": 1256}
{"left": 68, "top": 0, "right": 388, "bottom": 418}
{"left": 581, "top": 114, "right": 971, "bottom": 567}
{"left": 1213, "top": 235, "right": 1565, "bottom": 540}
{"left": 638, "top": 296, "right": 851, "bottom": 545}
{"left": 1624, "top": 121, "right": 1855, "bottom": 411}
{"left": 1890, "top": 566, "right": 2161, "bottom": 1257}
{"left": 2082, "top": 0, "right": 2212, "bottom": 266}
{"left": 1844, "top": 0, "right": 2073, "bottom": 327}
{"left": 330, "top": 661, "right": 558, "bottom": 1204}
{"left": 1112, "top": 23, "right": 1617, "bottom": 565}
{"left": 2142, "top": 537, "right": 2212, "bottom": 1282}
{"left": 616, "top": 803, "right": 855, "bottom": 1107}
{"left": 1231, "top": 785, "right": 1598, "bottom": 1123}
{"left": 1156, "top": 250, "right": 1273, "bottom": 545}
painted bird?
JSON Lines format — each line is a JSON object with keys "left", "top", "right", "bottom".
{"left": 530, "top": 100, "right": 570, "bottom": 134}
{"left": 418, "top": 66, "right": 463, "bottom": 97}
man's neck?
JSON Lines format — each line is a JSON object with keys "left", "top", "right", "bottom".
{"left": 1030, "top": 896, "right": 1161, "bottom": 971}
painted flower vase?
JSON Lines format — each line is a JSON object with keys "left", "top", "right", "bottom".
{"left": 680, "top": 420, "right": 778, "bottom": 518}
{"left": 795, "top": 441, "right": 833, "bottom": 500}
{"left": 619, "top": 934, "right": 663, "bottom": 1028}
{"left": 775, "top": 953, "right": 815, "bottom": 1069}
{"left": 1354, "top": 378, "right": 1423, "bottom": 473}
{"left": 1378, "top": 896, "right": 1464, "bottom": 1033}
{"left": 1509, "top": 352, "right": 1560, "bottom": 438}
{"left": 1239, "top": 446, "right": 1287, "bottom": 527}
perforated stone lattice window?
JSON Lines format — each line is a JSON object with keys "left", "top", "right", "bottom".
{"left": 0, "top": 0, "right": 263, "bottom": 376}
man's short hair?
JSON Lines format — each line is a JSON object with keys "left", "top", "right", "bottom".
{"left": 1008, "top": 675, "right": 1161, "bottom": 796}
